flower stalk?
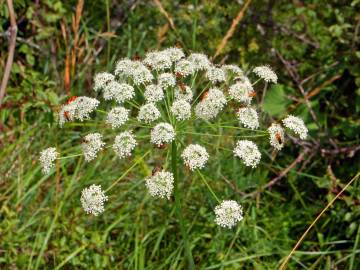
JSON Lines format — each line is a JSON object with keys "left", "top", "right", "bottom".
{"left": 172, "top": 141, "right": 195, "bottom": 269}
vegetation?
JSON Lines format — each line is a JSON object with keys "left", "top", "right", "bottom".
{"left": 1, "top": 0, "right": 359, "bottom": 269}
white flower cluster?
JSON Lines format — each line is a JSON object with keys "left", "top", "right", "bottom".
{"left": 144, "top": 50, "right": 172, "bottom": 70}
{"left": 233, "top": 140, "right": 261, "bottom": 168}
{"left": 115, "top": 59, "right": 153, "bottom": 85}
{"left": 137, "top": 103, "right": 161, "bottom": 123}
{"left": 237, "top": 107, "right": 259, "bottom": 130}
{"left": 282, "top": 115, "right": 308, "bottom": 140}
{"left": 103, "top": 82, "right": 135, "bottom": 104}
{"left": 206, "top": 66, "right": 226, "bottom": 83}
{"left": 222, "top": 64, "right": 244, "bottom": 80}
{"left": 268, "top": 123, "right": 285, "bottom": 150}
{"left": 150, "top": 123, "right": 176, "bottom": 147}
{"left": 144, "top": 84, "right": 164, "bottom": 103}
{"left": 214, "top": 200, "right": 243, "bottom": 229}
{"left": 145, "top": 171, "right": 174, "bottom": 199}
{"left": 59, "top": 96, "right": 99, "bottom": 126}
{"left": 229, "top": 79, "right": 254, "bottom": 104}
{"left": 39, "top": 147, "right": 58, "bottom": 174}
{"left": 253, "top": 65, "right": 278, "bottom": 84}
{"left": 175, "top": 59, "right": 194, "bottom": 77}
{"left": 106, "top": 107, "right": 129, "bottom": 129}
{"left": 82, "top": 133, "right": 105, "bottom": 162}
{"left": 188, "top": 53, "right": 211, "bottom": 71}
{"left": 171, "top": 100, "right": 191, "bottom": 121}
{"left": 158, "top": 73, "right": 176, "bottom": 89}
{"left": 94, "top": 72, "right": 114, "bottom": 91}
{"left": 80, "top": 184, "right": 108, "bottom": 216}
{"left": 175, "top": 85, "right": 193, "bottom": 102}
{"left": 113, "top": 131, "right": 137, "bottom": 159}
{"left": 181, "top": 144, "right": 209, "bottom": 170}
{"left": 195, "top": 88, "right": 227, "bottom": 120}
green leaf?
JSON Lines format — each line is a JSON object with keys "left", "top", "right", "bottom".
{"left": 263, "top": 84, "right": 291, "bottom": 117}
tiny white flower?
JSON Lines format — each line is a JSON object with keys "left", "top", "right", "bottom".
{"left": 171, "top": 100, "right": 191, "bottom": 121}
{"left": 206, "top": 66, "right": 226, "bottom": 83}
{"left": 130, "top": 61, "right": 154, "bottom": 85}
{"left": 253, "top": 65, "right": 278, "bottom": 84}
{"left": 214, "top": 200, "right": 243, "bottom": 229}
{"left": 158, "top": 73, "right": 176, "bottom": 89}
{"left": 175, "top": 85, "right": 193, "bottom": 102}
{"left": 175, "top": 59, "right": 195, "bottom": 77}
{"left": 229, "top": 79, "right": 254, "bottom": 104}
{"left": 145, "top": 171, "right": 174, "bottom": 199}
{"left": 144, "top": 84, "right": 164, "bottom": 103}
{"left": 282, "top": 115, "right": 308, "bottom": 140}
{"left": 114, "top": 58, "right": 134, "bottom": 77}
{"left": 233, "top": 140, "right": 261, "bottom": 168}
{"left": 222, "top": 65, "right": 244, "bottom": 80}
{"left": 137, "top": 103, "right": 161, "bottom": 124}
{"left": 113, "top": 131, "right": 137, "bottom": 159}
{"left": 103, "top": 81, "right": 135, "bottom": 104}
{"left": 164, "top": 47, "right": 185, "bottom": 62}
{"left": 268, "top": 123, "right": 285, "bottom": 150}
{"left": 94, "top": 72, "right": 114, "bottom": 91}
{"left": 106, "top": 107, "right": 130, "bottom": 129}
{"left": 143, "top": 51, "right": 172, "bottom": 71}
{"left": 80, "top": 184, "right": 108, "bottom": 216}
{"left": 181, "top": 144, "right": 209, "bottom": 170}
{"left": 195, "top": 88, "right": 227, "bottom": 120}
{"left": 188, "top": 53, "right": 211, "bottom": 71}
{"left": 237, "top": 107, "right": 259, "bottom": 130}
{"left": 39, "top": 147, "right": 58, "bottom": 174}
{"left": 150, "top": 122, "right": 176, "bottom": 147}
{"left": 82, "top": 133, "right": 105, "bottom": 162}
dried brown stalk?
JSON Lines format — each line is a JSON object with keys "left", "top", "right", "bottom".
{"left": 153, "top": 0, "right": 176, "bottom": 31}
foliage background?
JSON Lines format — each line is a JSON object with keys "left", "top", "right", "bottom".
{"left": 1, "top": 0, "right": 360, "bottom": 269}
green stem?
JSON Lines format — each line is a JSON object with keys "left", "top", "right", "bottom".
{"left": 172, "top": 141, "right": 195, "bottom": 269}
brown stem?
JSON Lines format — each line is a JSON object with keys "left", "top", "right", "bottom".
{"left": 0, "top": 0, "right": 17, "bottom": 105}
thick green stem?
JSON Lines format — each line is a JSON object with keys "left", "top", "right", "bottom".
{"left": 172, "top": 141, "right": 195, "bottom": 269}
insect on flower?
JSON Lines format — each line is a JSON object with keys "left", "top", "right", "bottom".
{"left": 177, "top": 82, "right": 187, "bottom": 92}
{"left": 63, "top": 96, "right": 78, "bottom": 120}
{"left": 275, "top": 132, "right": 283, "bottom": 144}
{"left": 248, "top": 92, "right": 257, "bottom": 97}
{"left": 201, "top": 90, "right": 209, "bottom": 100}
{"left": 152, "top": 165, "right": 163, "bottom": 176}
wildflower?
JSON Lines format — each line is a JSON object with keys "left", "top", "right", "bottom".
{"left": 137, "top": 103, "right": 161, "bottom": 123}
{"left": 164, "top": 47, "right": 185, "bottom": 62}
{"left": 39, "top": 147, "right": 58, "bottom": 174}
{"left": 113, "top": 131, "right": 137, "bottom": 159}
{"left": 268, "top": 123, "right": 285, "bottom": 150}
{"left": 145, "top": 171, "right": 174, "bottom": 199}
{"left": 188, "top": 53, "right": 211, "bottom": 71}
{"left": 114, "top": 58, "right": 134, "bottom": 77}
{"left": 158, "top": 73, "right": 176, "bottom": 89}
{"left": 233, "top": 140, "right": 261, "bottom": 168}
{"left": 222, "top": 65, "right": 244, "bottom": 80}
{"left": 59, "top": 96, "right": 99, "bottom": 126}
{"left": 94, "top": 72, "right": 114, "bottom": 91}
{"left": 82, "top": 133, "right": 106, "bottom": 162}
{"left": 150, "top": 123, "right": 176, "bottom": 147}
{"left": 214, "top": 200, "right": 243, "bottom": 228}
{"left": 106, "top": 107, "right": 130, "bottom": 129}
{"left": 115, "top": 59, "right": 153, "bottom": 85}
{"left": 195, "top": 88, "right": 227, "bottom": 120}
{"left": 229, "top": 80, "right": 254, "bottom": 104}
{"left": 143, "top": 51, "right": 172, "bottom": 71}
{"left": 103, "top": 82, "right": 135, "bottom": 104}
{"left": 237, "top": 107, "right": 259, "bottom": 130}
{"left": 171, "top": 100, "right": 191, "bottom": 120}
{"left": 181, "top": 144, "right": 209, "bottom": 170}
{"left": 253, "top": 65, "right": 278, "bottom": 84}
{"left": 206, "top": 66, "right": 226, "bottom": 83}
{"left": 144, "top": 84, "right": 164, "bottom": 103}
{"left": 175, "top": 59, "right": 195, "bottom": 77}
{"left": 80, "top": 184, "right": 108, "bottom": 216}
{"left": 282, "top": 115, "right": 308, "bottom": 139}
{"left": 175, "top": 85, "right": 193, "bottom": 102}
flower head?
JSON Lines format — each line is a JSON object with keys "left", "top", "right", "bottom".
{"left": 171, "top": 100, "right": 191, "bottom": 121}
{"left": 144, "top": 84, "right": 164, "bottom": 103}
{"left": 59, "top": 97, "right": 99, "bottom": 126}
{"left": 206, "top": 66, "right": 226, "bottom": 83}
{"left": 143, "top": 51, "right": 172, "bottom": 71}
{"left": 175, "top": 85, "right": 193, "bottom": 102}
{"left": 229, "top": 80, "right": 254, "bottom": 104}
{"left": 253, "top": 65, "right": 278, "bottom": 84}
{"left": 137, "top": 103, "right": 161, "bottom": 123}
{"left": 188, "top": 53, "right": 211, "bottom": 71}
{"left": 39, "top": 147, "right": 58, "bottom": 174}
{"left": 103, "top": 82, "right": 135, "bottom": 103}
{"left": 222, "top": 65, "right": 244, "bottom": 80}
{"left": 164, "top": 47, "right": 185, "bottom": 62}
{"left": 282, "top": 115, "right": 308, "bottom": 139}
{"left": 181, "top": 144, "right": 209, "bottom": 170}
{"left": 268, "top": 123, "right": 285, "bottom": 150}
{"left": 145, "top": 171, "right": 174, "bottom": 199}
{"left": 237, "top": 107, "right": 259, "bottom": 130}
{"left": 113, "top": 131, "right": 137, "bottom": 159}
{"left": 175, "top": 59, "right": 195, "bottom": 77}
{"left": 158, "top": 73, "right": 176, "bottom": 89}
{"left": 115, "top": 59, "right": 153, "bottom": 85}
{"left": 94, "top": 72, "right": 114, "bottom": 91}
{"left": 214, "top": 200, "right": 243, "bottom": 228}
{"left": 195, "top": 88, "right": 227, "bottom": 120}
{"left": 233, "top": 140, "right": 261, "bottom": 168}
{"left": 106, "top": 107, "right": 129, "bottom": 129}
{"left": 80, "top": 184, "right": 108, "bottom": 216}
{"left": 82, "top": 133, "right": 105, "bottom": 162}
{"left": 150, "top": 123, "right": 176, "bottom": 146}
